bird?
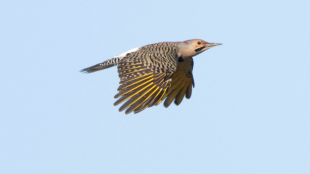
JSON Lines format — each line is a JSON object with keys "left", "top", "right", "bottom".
{"left": 81, "top": 39, "right": 221, "bottom": 114}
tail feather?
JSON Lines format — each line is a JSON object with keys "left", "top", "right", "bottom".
{"left": 81, "top": 47, "right": 140, "bottom": 73}
{"left": 80, "top": 57, "right": 120, "bottom": 73}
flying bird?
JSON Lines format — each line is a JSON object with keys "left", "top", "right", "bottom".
{"left": 81, "top": 39, "right": 221, "bottom": 114}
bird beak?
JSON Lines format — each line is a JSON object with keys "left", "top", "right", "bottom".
{"left": 195, "top": 42, "right": 222, "bottom": 52}
{"left": 207, "top": 43, "right": 222, "bottom": 47}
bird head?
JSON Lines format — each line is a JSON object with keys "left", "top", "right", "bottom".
{"left": 178, "top": 39, "right": 221, "bottom": 58}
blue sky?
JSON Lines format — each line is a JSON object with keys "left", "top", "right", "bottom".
{"left": 1, "top": 0, "right": 309, "bottom": 173}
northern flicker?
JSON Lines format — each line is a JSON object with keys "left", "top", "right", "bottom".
{"left": 81, "top": 39, "right": 221, "bottom": 114}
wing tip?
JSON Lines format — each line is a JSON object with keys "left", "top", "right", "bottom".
{"left": 163, "top": 100, "right": 171, "bottom": 108}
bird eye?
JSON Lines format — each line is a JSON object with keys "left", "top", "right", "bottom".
{"left": 197, "top": 41, "right": 201, "bottom": 45}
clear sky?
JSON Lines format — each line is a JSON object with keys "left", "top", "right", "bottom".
{"left": 1, "top": 0, "right": 309, "bottom": 173}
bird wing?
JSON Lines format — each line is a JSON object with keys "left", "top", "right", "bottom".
{"left": 114, "top": 60, "right": 173, "bottom": 114}
{"left": 163, "top": 57, "right": 195, "bottom": 108}
{"left": 114, "top": 57, "right": 194, "bottom": 114}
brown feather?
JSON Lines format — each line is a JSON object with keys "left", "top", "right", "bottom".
{"left": 175, "top": 85, "right": 187, "bottom": 105}
{"left": 114, "top": 48, "right": 195, "bottom": 114}
{"left": 186, "top": 81, "right": 193, "bottom": 99}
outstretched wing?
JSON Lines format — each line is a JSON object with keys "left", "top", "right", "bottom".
{"left": 164, "top": 57, "right": 195, "bottom": 107}
{"left": 114, "top": 57, "right": 194, "bottom": 114}
{"left": 114, "top": 61, "right": 173, "bottom": 114}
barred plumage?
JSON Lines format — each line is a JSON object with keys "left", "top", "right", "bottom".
{"left": 81, "top": 39, "right": 221, "bottom": 114}
{"left": 81, "top": 47, "right": 139, "bottom": 73}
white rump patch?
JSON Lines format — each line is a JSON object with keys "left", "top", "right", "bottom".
{"left": 114, "top": 47, "right": 140, "bottom": 59}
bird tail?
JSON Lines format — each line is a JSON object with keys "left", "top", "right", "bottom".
{"left": 81, "top": 47, "right": 140, "bottom": 73}
{"left": 80, "top": 57, "right": 121, "bottom": 73}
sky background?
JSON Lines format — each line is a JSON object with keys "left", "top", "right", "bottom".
{"left": 1, "top": 0, "right": 310, "bottom": 173}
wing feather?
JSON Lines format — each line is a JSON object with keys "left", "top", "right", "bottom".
{"left": 114, "top": 55, "right": 194, "bottom": 114}
{"left": 163, "top": 58, "right": 195, "bottom": 107}
{"left": 114, "top": 61, "right": 173, "bottom": 114}
{"left": 174, "top": 85, "right": 187, "bottom": 105}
